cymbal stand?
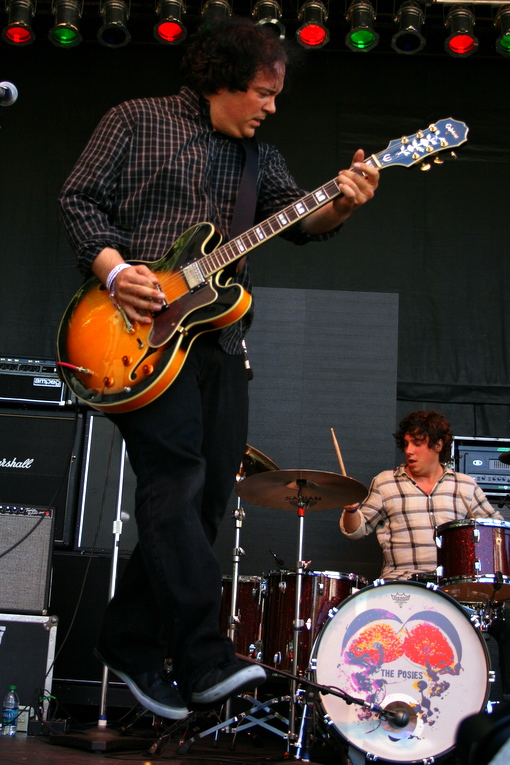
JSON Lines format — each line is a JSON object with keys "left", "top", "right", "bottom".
{"left": 223, "top": 493, "right": 246, "bottom": 727}
{"left": 289, "top": 480, "right": 315, "bottom": 745}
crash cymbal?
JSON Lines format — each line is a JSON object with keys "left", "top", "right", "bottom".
{"left": 499, "top": 451, "right": 510, "bottom": 465}
{"left": 236, "top": 469, "right": 367, "bottom": 511}
{"left": 237, "top": 444, "right": 280, "bottom": 479}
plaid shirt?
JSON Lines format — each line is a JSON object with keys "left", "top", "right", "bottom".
{"left": 340, "top": 464, "right": 503, "bottom": 580}
{"left": 58, "top": 86, "right": 336, "bottom": 354}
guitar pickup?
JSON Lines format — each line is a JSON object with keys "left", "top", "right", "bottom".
{"left": 182, "top": 261, "right": 207, "bottom": 291}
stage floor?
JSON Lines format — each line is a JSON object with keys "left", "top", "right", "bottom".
{"left": 0, "top": 728, "right": 346, "bottom": 765}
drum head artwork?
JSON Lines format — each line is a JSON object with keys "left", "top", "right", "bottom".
{"left": 311, "top": 580, "right": 489, "bottom": 763}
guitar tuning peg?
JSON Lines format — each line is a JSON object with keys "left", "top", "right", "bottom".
{"left": 450, "top": 151, "right": 458, "bottom": 160}
{"left": 420, "top": 162, "right": 431, "bottom": 172}
{"left": 433, "top": 156, "right": 444, "bottom": 165}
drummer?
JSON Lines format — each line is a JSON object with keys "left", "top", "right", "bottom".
{"left": 339, "top": 409, "right": 502, "bottom": 581}
{"left": 339, "top": 409, "right": 510, "bottom": 729}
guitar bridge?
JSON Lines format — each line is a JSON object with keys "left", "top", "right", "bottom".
{"left": 182, "top": 261, "right": 207, "bottom": 291}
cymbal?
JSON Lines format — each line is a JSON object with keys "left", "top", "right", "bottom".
{"left": 499, "top": 452, "right": 510, "bottom": 465}
{"left": 237, "top": 444, "right": 280, "bottom": 479}
{"left": 236, "top": 469, "right": 368, "bottom": 511}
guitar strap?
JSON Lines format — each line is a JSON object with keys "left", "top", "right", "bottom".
{"left": 231, "top": 138, "right": 259, "bottom": 272}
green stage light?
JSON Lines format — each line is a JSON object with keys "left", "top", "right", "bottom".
{"left": 345, "top": 1, "right": 379, "bottom": 52}
{"left": 49, "top": 0, "right": 83, "bottom": 48}
{"left": 495, "top": 4, "right": 510, "bottom": 57}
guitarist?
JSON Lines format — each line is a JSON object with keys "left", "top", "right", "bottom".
{"left": 58, "top": 18, "right": 379, "bottom": 719}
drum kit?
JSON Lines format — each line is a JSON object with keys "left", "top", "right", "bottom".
{"left": 216, "top": 443, "right": 510, "bottom": 764}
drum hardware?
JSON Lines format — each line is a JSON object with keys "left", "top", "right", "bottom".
{"left": 222, "top": 444, "right": 279, "bottom": 728}
{"left": 231, "top": 655, "right": 413, "bottom": 762}
{"left": 236, "top": 468, "right": 368, "bottom": 744}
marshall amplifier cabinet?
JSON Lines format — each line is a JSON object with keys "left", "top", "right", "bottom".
{"left": 0, "top": 408, "right": 84, "bottom": 547}
{"left": 0, "top": 356, "right": 70, "bottom": 407}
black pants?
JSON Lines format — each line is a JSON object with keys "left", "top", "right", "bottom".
{"left": 97, "top": 333, "right": 249, "bottom": 702}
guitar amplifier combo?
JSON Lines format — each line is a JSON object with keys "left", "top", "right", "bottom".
{"left": 0, "top": 505, "right": 54, "bottom": 613}
{"left": 0, "top": 356, "right": 70, "bottom": 407}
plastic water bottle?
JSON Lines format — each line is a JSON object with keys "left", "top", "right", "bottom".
{"left": 2, "top": 685, "right": 19, "bottom": 736}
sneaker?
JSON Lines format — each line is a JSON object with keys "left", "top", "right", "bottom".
{"left": 95, "top": 651, "right": 189, "bottom": 720}
{"left": 190, "top": 660, "right": 266, "bottom": 706}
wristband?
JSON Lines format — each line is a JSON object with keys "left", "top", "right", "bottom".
{"left": 345, "top": 505, "right": 360, "bottom": 514}
{"left": 106, "top": 263, "right": 132, "bottom": 294}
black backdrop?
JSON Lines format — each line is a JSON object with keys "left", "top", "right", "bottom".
{"left": 0, "top": 39, "right": 509, "bottom": 437}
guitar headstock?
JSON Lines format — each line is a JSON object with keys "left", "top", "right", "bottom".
{"left": 372, "top": 118, "right": 469, "bottom": 171}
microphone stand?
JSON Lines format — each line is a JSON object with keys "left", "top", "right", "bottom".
{"left": 50, "top": 438, "right": 148, "bottom": 753}
{"left": 237, "top": 656, "right": 411, "bottom": 763}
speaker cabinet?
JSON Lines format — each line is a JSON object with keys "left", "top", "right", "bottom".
{"left": 50, "top": 552, "right": 129, "bottom": 685}
{"left": 0, "top": 408, "right": 84, "bottom": 547}
{"left": 0, "top": 506, "right": 54, "bottom": 612}
{"left": 75, "top": 412, "right": 138, "bottom": 554}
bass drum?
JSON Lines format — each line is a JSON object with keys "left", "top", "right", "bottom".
{"left": 310, "top": 580, "right": 490, "bottom": 763}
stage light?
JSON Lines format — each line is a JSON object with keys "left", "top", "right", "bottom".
{"left": 391, "top": 0, "right": 426, "bottom": 54}
{"left": 345, "top": 1, "right": 379, "bottom": 52}
{"left": 296, "top": 1, "right": 329, "bottom": 49}
{"left": 48, "top": 0, "right": 82, "bottom": 48}
{"left": 2, "top": 0, "right": 35, "bottom": 46}
{"left": 495, "top": 4, "right": 510, "bottom": 57}
{"left": 154, "top": 0, "right": 187, "bottom": 44}
{"left": 445, "top": 6, "right": 478, "bottom": 57}
{"left": 201, "top": 0, "right": 231, "bottom": 23}
{"left": 97, "top": 0, "right": 131, "bottom": 48}
{"left": 253, "top": 0, "right": 285, "bottom": 39}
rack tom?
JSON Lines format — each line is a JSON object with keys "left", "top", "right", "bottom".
{"left": 436, "top": 518, "right": 510, "bottom": 604}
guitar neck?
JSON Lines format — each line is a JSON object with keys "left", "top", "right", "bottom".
{"left": 185, "top": 116, "right": 468, "bottom": 282}
{"left": 195, "top": 176, "right": 344, "bottom": 280}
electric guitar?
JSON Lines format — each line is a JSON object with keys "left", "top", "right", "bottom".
{"left": 56, "top": 118, "right": 468, "bottom": 413}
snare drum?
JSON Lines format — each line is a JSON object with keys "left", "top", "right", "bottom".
{"left": 436, "top": 518, "right": 510, "bottom": 604}
{"left": 310, "top": 580, "right": 490, "bottom": 763}
{"left": 220, "top": 575, "right": 263, "bottom": 659}
{"left": 262, "top": 570, "right": 367, "bottom": 675}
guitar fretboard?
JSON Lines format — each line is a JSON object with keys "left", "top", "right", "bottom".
{"left": 196, "top": 177, "right": 343, "bottom": 279}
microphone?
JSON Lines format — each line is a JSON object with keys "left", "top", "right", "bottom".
{"left": 387, "top": 709, "right": 410, "bottom": 728}
{"left": 0, "top": 81, "right": 18, "bottom": 107}
{"left": 241, "top": 339, "right": 254, "bottom": 381}
{"left": 373, "top": 703, "right": 410, "bottom": 728}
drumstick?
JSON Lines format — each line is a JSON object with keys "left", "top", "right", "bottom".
{"left": 330, "top": 428, "right": 347, "bottom": 477}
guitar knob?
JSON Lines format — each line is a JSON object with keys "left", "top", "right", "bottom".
{"left": 142, "top": 364, "right": 154, "bottom": 376}
{"left": 103, "top": 377, "right": 115, "bottom": 388}
{"left": 122, "top": 356, "right": 133, "bottom": 366}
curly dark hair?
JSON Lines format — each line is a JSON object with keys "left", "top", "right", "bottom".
{"left": 393, "top": 410, "right": 453, "bottom": 464}
{"left": 181, "top": 17, "right": 290, "bottom": 95}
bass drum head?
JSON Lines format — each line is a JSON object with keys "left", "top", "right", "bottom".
{"left": 310, "top": 580, "right": 490, "bottom": 763}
